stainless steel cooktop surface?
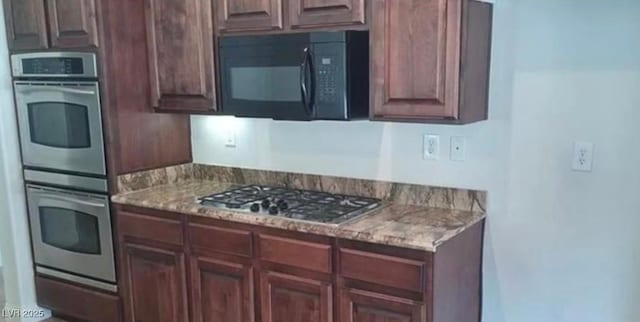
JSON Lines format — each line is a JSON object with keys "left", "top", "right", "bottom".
{"left": 198, "top": 185, "right": 381, "bottom": 225}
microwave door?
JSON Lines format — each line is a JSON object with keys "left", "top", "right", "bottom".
{"left": 14, "top": 82, "right": 106, "bottom": 175}
{"left": 220, "top": 43, "right": 312, "bottom": 120}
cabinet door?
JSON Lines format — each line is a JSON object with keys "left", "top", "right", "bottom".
{"left": 121, "top": 243, "right": 189, "bottom": 322}
{"left": 370, "top": 0, "right": 461, "bottom": 121}
{"left": 216, "top": 0, "right": 283, "bottom": 33}
{"left": 190, "top": 256, "right": 255, "bottom": 322}
{"left": 289, "top": 0, "right": 365, "bottom": 29}
{"left": 144, "top": 0, "right": 217, "bottom": 112}
{"left": 46, "top": 0, "right": 99, "bottom": 48}
{"left": 2, "top": 0, "right": 48, "bottom": 50}
{"left": 260, "top": 270, "right": 332, "bottom": 322}
{"left": 339, "top": 288, "right": 425, "bottom": 322}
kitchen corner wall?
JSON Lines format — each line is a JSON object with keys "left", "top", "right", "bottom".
{"left": 193, "top": 1, "right": 640, "bottom": 322}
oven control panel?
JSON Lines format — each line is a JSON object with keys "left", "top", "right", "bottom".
{"left": 22, "top": 57, "right": 84, "bottom": 75}
{"left": 11, "top": 52, "right": 98, "bottom": 78}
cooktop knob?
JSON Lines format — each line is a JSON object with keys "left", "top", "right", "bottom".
{"left": 250, "top": 203, "right": 260, "bottom": 212}
{"left": 278, "top": 201, "right": 289, "bottom": 210}
{"left": 261, "top": 199, "right": 271, "bottom": 208}
{"left": 268, "top": 206, "right": 279, "bottom": 215}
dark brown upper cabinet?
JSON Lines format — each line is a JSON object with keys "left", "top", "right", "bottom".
{"left": 370, "top": 0, "right": 493, "bottom": 124}
{"left": 2, "top": 0, "right": 48, "bottom": 50}
{"left": 2, "top": 0, "right": 98, "bottom": 51}
{"left": 216, "top": 0, "right": 283, "bottom": 33}
{"left": 46, "top": 0, "right": 99, "bottom": 48}
{"left": 144, "top": 0, "right": 217, "bottom": 112}
{"left": 288, "top": 0, "right": 365, "bottom": 29}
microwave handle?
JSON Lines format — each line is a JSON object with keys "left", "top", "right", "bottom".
{"left": 300, "top": 47, "right": 315, "bottom": 116}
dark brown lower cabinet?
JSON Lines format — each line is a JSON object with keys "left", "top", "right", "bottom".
{"left": 259, "top": 270, "right": 333, "bottom": 322}
{"left": 338, "top": 288, "right": 424, "bottom": 322}
{"left": 190, "top": 256, "right": 255, "bottom": 322}
{"left": 116, "top": 205, "right": 483, "bottom": 322}
{"left": 121, "top": 242, "right": 189, "bottom": 322}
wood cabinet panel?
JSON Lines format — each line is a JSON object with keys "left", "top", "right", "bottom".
{"left": 144, "top": 0, "right": 216, "bottom": 112}
{"left": 339, "top": 288, "right": 425, "bottom": 322}
{"left": 36, "top": 275, "right": 121, "bottom": 322}
{"left": 289, "top": 0, "right": 365, "bottom": 28}
{"left": 260, "top": 270, "right": 333, "bottom": 322}
{"left": 2, "top": 0, "right": 48, "bottom": 50}
{"left": 370, "top": 0, "right": 493, "bottom": 124}
{"left": 118, "top": 211, "right": 184, "bottom": 246}
{"left": 258, "top": 233, "right": 332, "bottom": 273}
{"left": 339, "top": 248, "right": 425, "bottom": 293}
{"left": 371, "top": 0, "right": 456, "bottom": 120}
{"left": 190, "top": 256, "right": 255, "bottom": 322}
{"left": 46, "top": 0, "right": 99, "bottom": 48}
{"left": 216, "top": 0, "right": 283, "bottom": 32}
{"left": 189, "top": 222, "right": 253, "bottom": 257}
{"left": 121, "top": 243, "right": 189, "bottom": 322}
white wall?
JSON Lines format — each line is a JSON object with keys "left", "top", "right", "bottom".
{"left": 193, "top": 1, "right": 640, "bottom": 322}
{"left": 0, "top": 3, "right": 50, "bottom": 321}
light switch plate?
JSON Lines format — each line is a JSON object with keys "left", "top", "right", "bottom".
{"left": 224, "top": 130, "right": 236, "bottom": 147}
{"left": 450, "top": 136, "right": 466, "bottom": 161}
{"left": 423, "top": 134, "right": 440, "bottom": 160}
{"left": 572, "top": 141, "right": 594, "bottom": 172}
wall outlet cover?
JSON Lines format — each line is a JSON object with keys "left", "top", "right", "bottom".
{"left": 424, "top": 134, "right": 440, "bottom": 160}
{"left": 572, "top": 141, "right": 594, "bottom": 172}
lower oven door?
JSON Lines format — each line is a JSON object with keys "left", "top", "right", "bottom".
{"left": 14, "top": 81, "right": 106, "bottom": 176}
{"left": 27, "top": 184, "right": 115, "bottom": 283}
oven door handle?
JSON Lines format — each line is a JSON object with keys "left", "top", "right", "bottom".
{"left": 32, "top": 191, "right": 106, "bottom": 208}
{"left": 20, "top": 85, "right": 96, "bottom": 95}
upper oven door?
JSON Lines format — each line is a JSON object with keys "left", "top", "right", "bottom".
{"left": 27, "top": 185, "right": 115, "bottom": 283}
{"left": 219, "top": 36, "right": 314, "bottom": 120}
{"left": 14, "top": 81, "right": 106, "bottom": 176}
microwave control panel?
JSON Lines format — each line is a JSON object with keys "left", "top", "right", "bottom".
{"left": 317, "top": 57, "right": 339, "bottom": 104}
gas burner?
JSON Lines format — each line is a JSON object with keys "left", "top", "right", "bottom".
{"left": 198, "top": 185, "right": 381, "bottom": 224}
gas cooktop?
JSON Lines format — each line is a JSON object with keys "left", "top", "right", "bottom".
{"left": 198, "top": 185, "right": 381, "bottom": 225}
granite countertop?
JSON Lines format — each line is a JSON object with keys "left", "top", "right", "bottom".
{"left": 111, "top": 175, "right": 486, "bottom": 252}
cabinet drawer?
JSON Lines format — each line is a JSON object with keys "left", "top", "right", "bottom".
{"left": 188, "top": 223, "right": 252, "bottom": 257}
{"left": 36, "top": 275, "right": 121, "bottom": 322}
{"left": 339, "top": 248, "right": 425, "bottom": 292}
{"left": 258, "top": 234, "right": 332, "bottom": 273}
{"left": 118, "top": 211, "right": 183, "bottom": 246}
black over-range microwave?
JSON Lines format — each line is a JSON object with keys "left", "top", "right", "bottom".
{"left": 218, "top": 31, "right": 369, "bottom": 120}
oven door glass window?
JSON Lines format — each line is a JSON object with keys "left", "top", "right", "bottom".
{"left": 39, "top": 206, "right": 101, "bottom": 255}
{"left": 27, "top": 102, "right": 90, "bottom": 149}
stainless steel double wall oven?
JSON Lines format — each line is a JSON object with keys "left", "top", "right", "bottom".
{"left": 12, "top": 52, "right": 116, "bottom": 292}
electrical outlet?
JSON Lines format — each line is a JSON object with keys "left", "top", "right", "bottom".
{"left": 423, "top": 134, "right": 440, "bottom": 160}
{"left": 572, "top": 141, "right": 594, "bottom": 172}
{"left": 224, "top": 130, "right": 236, "bottom": 147}
{"left": 450, "top": 136, "right": 466, "bottom": 161}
